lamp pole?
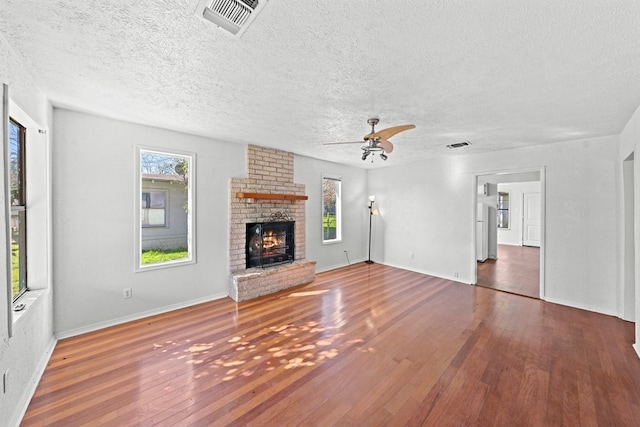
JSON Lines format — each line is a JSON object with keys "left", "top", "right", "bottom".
{"left": 366, "top": 196, "right": 375, "bottom": 264}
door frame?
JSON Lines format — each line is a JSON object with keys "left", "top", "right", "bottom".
{"left": 471, "top": 167, "right": 546, "bottom": 299}
{"left": 622, "top": 152, "right": 635, "bottom": 322}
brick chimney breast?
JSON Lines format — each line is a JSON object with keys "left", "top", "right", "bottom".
{"left": 228, "top": 145, "right": 315, "bottom": 301}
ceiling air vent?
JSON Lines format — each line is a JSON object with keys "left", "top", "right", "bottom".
{"left": 195, "top": 0, "right": 268, "bottom": 38}
{"left": 446, "top": 141, "right": 471, "bottom": 149}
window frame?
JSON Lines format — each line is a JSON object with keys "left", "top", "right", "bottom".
{"left": 3, "top": 90, "right": 52, "bottom": 336}
{"left": 9, "top": 118, "right": 27, "bottom": 301}
{"left": 321, "top": 174, "right": 342, "bottom": 244}
{"left": 135, "top": 147, "right": 196, "bottom": 272}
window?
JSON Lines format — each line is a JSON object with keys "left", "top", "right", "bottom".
{"left": 497, "top": 191, "right": 510, "bottom": 229}
{"left": 137, "top": 149, "right": 194, "bottom": 269}
{"left": 322, "top": 176, "right": 342, "bottom": 243}
{"left": 141, "top": 190, "right": 168, "bottom": 227}
{"left": 9, "top": 118, "right": 27, "bottom": 300}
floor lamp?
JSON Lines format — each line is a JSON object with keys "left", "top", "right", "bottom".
{"left": 366, "top": 195, "right": 379, "bottom": 264}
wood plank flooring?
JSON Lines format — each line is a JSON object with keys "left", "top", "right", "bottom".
{"left": 22, "top": 263, "right": 640, "bottom": 426}
{"left": 477, "top": 244, "right": 540, "bottom": 298}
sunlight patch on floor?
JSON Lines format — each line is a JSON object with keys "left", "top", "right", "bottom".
{"left": 151, "top": 319, "right": 372, "bottom": 383}
{"left": 288, "top": 290, "right": 330, "bottom": 297}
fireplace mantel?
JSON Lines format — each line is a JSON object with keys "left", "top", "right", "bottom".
{"left": 236, "top": 192, "right": 308, "bottom": 201}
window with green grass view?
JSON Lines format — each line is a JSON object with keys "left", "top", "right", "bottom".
{"left": 138, "top": 149, "right": 194, "bottom": 268}
{"left": 322, "top": 176, "right": 341, "bottom": 243}
{"left": 9, "top": 118, "right": 27, "bottom": 300}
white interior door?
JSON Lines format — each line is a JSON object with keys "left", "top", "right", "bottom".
{"left": 522, "top": 192, "right": 541, "bottom": 247}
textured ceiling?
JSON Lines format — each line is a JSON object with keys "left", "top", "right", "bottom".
{"left": 1, "top": 0, "right": 640, "bottom": 168}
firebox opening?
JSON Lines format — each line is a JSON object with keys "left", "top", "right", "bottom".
{"left": 246, "top": 221, "right": 295, "bottom": 268}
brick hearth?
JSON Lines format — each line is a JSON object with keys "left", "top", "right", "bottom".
{"left": 228, "top": 145, "right": 316, "bottom": 302}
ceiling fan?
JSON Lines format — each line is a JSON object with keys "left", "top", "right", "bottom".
{"left": 325, "top": 118, "right": 416, "bottom": 161}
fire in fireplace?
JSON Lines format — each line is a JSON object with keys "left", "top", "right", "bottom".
{"left": 246, "top": 221, "right": 295, "bottom": 268}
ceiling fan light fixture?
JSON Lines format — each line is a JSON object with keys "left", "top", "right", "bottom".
{"left": 324, "top": 118, "right": 415, "bottom": 163}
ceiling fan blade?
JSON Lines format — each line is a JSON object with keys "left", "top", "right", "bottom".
{"left": 377, "top": 139, "right": 394, "bottom": 153}
{"left": 323, "top": 140, "right": 364, "bottom": 145}
{"left": 366, "top": 124, "right": 415, "bottom": 141}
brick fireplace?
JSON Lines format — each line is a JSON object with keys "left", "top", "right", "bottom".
{"left": 228, "top": 145, "right": 316, "bottom": 302}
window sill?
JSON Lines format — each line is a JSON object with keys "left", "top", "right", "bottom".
{"left": 12, "top": 289, "right": 47, "bottom": 326}
{"left": 136, "top": 257, "right": 196, "bottom": 273}
{"left": 322, "top": 239, "right": 343, "bottom": 245}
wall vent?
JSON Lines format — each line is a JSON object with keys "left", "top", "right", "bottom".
{"left": 446, "top": 141, "right": 471, "bottom": 149}
{"left": 194, "top": 0, "right": 268, "bottom": 38}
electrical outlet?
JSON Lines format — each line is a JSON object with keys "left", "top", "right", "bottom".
{"left": 454, "top": 272, "right": 459, "bottom": 278}
{"left": 410, "top": 252, "right": 415, "bottom": 259}
{"left": 123, "top": 288, "right": 132, "bottom": 299}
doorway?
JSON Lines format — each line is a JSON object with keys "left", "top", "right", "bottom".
{"left": 474, "top": 170, "right": 544, "bottom": 299}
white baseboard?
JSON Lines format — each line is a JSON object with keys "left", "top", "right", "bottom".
{"left": 56, "top": 292, "right": 228, "bottom": 339}
{"left": 376, "top": 264, "right": 620, "bottom": 320}
{"left": 542, "top": 296, "right": 617, "bottom": 317}
{"left": 382, "top": 262, "right": 471, "bottom": 285}
{"left": 633, "top": 343, "right": 640, "bottom": 360}
{"left": 11, "top": 336, "right": 57, "bottom": 427}
{"left": 315, "top": 258, "right": 366, "bottom": 274}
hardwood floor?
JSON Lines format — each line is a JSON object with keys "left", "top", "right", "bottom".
{"left": 477, "top": 244, "right": 540, "bottom": 298}
{"left": 22, "top": 263, "right": 640, "bottom": 426}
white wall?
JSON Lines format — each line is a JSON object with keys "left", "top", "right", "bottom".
{"left": 367, "top": 157, "right": 472, "bottom": 281}
{"left": 52, "top": 109, "right": 246, "bottom": 336}
{"left": 497, "top": 181, "right": 541, "bottom": 246}
{"left": 294, "top": 155, "right": 367, "bottom": 271}
{"left": 368, "top": 135, "right": 621, "bottom": 316}
{"left": 0, "top": 34, "right": 55, "bottom": 427}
